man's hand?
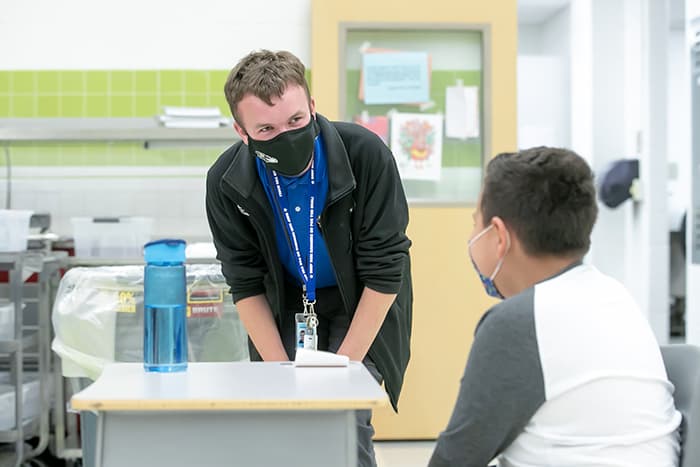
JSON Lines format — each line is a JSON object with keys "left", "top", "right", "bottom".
{"left": 336, "top": 287, "right": 396, "bottom": 361}
{"left": 236, "top": 294, "right": 289, "bottom": 361}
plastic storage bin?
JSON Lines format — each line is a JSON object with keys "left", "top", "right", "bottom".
{"left": 71, "top": 217, "right": 153, "bottom": 258}
{"left": 0, "top": 209, "right": 33, "bottom": 252}
{"left": 0, "top": 373, "right": 41, "bottom": 430}
{"left": 52, "top": 264, "right": 249, "bottom": 380}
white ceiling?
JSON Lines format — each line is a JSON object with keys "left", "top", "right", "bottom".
{"left": 518, "top": 0, "right": 571, "bottom": 25}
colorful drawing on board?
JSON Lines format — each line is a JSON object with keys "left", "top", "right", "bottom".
{"left": 390, "top": 112, "right": 443, "bottom": 181}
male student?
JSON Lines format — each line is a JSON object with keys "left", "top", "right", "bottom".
{"left": 428, "top": 147, "right": 681, "bottom": 467}
{"left": 206, "top": 49, "right": 412, "bottom": 467}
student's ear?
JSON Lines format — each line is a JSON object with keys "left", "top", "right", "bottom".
{"left": 234, "top": 121, "right": 249, "bottom": 145}
{"left": 310, "top": 96, "right": 317, "bottom": 119}
{"left": 491, "top": 216, "right": 511, "bottom": 257}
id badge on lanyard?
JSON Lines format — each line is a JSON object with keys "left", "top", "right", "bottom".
{"left": 267, "top": 155, "right": 320, "bottom": 350}
{"left": 295, "top": 304, "right": 318, "bottom": 350}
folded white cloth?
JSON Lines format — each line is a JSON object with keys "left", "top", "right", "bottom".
{"left": 293, "top": 348, "right": 349, "bottom": 367}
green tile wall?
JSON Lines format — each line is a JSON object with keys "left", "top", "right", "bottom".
{"left": 0, "top": 70, "right": 231, "bottom": 118}
{"left": 7, "top": 142, "right": 230, "bottom": 168}
{"left": 0, "top": 69, "right": 311, "bottom": 167}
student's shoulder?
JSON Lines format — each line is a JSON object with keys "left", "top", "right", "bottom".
{"left": 474, "top": 288, "right": 536, "bottom": 340}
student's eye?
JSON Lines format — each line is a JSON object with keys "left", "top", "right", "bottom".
{"left": 259, "top": 126, "right": 271, "bottom": 133}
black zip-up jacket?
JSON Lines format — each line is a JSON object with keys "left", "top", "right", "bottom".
{"left": 205, "top": 114, "right": 412, "bottom": 410}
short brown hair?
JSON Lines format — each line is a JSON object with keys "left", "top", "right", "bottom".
{"left": 224, "top": 49, "right": 310, "bottom": 126}
{"left": 481, "top": 147, "right": 598, "bottom": 257}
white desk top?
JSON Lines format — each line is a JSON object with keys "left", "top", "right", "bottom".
{"left": 71, "top": 362, "right": 389, "bottom": 412}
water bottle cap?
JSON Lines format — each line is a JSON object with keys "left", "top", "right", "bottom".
{"left": 144, "top": 239, "right": 186, "bottom": 264}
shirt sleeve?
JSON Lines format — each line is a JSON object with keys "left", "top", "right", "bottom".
{"left": 428, "top": 288, "right": 546, "bottom": 467}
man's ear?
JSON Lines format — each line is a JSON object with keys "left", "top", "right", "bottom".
{"left": 491, "top": 216, "right": 511, "bottom": 257}
{"left": 234, "top": 121, "right": 248, "bottom": 145}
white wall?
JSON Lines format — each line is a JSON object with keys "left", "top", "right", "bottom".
{"left": 541, "top": 6, "right": 572, "bottom": 148}
{"left": 517, "top": 6, "right": 571, "bottom": 149}
{"left": 686, "top": 0, "right": 700, "bottom": 343}
{"left": 623, "top": 0, "right": 670, "bottom": 341}
{"left": 668, "top": 34, "right": 691, "bottom": 198}
{"left": 518, "top": 25, "right": 542, "bottom": 54}
{"left": 540, "top": 0, "right": 669, "bottom": 342}
{"left": 589, "top": 0, "right": 628, "bottom": 286}
{"left": 1, "top": 0, "right": 312, "bottom": 242}
{"left": 667, "top": 27, "right": 690, "bottom": 302}
{"left": 1, "top": 0, "right": 312, "bottom": 69}
{"left": 9, "top": 167, "right": 214, "bottom": 241}
{"left": 689, "top": 0, "right": 700, "bottom": 19}
{"left": 569, "top": 0, "right": 594, "bottom": 165}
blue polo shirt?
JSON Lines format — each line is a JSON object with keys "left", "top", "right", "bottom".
{"left": 255, "top": 134, "right": 337, "bottom": 290}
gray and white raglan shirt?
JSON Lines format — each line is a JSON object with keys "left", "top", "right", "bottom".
{"left": 428, "top": 262, "right": 682, "bottom": 467}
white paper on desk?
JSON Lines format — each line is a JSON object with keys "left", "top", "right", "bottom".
{"left": 445, "top": 85, "right": 480, "bottom": 139}
{"left": 294, "top": 348, "right": 349, "bottom": 367}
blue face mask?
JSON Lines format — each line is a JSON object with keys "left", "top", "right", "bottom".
{"left": 468, "top": 224, "right": 510, "bottom": 299}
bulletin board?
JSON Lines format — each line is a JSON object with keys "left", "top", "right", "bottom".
{"left": 312, "top": 0, "right": 518, "bottom": 441}
{"left": 339, "top": 24, "right": 490, "bottom": 204}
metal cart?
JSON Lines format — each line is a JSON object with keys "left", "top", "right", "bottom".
{"left": 0, "top": 251, "right": 66, "bottom": 467}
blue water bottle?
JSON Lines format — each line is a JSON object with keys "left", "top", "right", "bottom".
{"left": 143, "top": 239, "right": 187, "bottom": 372}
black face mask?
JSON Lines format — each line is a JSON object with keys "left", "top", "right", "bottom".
{"left": 246, "top": 117, "right": 320, "bottom": 176}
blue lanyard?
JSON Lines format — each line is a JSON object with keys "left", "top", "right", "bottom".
{"left": 266, "top": 157, "right": 320, "bottom": 302}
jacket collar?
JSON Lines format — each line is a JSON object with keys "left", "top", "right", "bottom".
{"left": 222, "top": 114, "right": 355, "bottom": 205}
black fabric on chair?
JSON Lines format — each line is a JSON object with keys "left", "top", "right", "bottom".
{"left": 661, "top": 344, "right": 700, "bottom": 467}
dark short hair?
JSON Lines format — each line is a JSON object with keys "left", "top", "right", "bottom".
{"left": 224, "top": 49, "right": 310, "bottom": 126}
{"left": 480, "top": 147, "right": 598, "bottom": 257}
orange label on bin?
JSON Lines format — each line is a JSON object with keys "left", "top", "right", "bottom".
{"left": 117, "top": 290, "right": 136, "bottom": 313}
{"left": 187, "top": 288, "right": 224, "bottom": 318}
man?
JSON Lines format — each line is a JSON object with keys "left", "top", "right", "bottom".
{"left": 428, "top": 147, "right": 681, "bottom": 467}
{"left": 205, "top": 50, "right": 412, "bottom": 467}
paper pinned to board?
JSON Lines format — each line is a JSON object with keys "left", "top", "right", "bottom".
{"left": 361, "top": 51, "right": 431, "bottom": 105}
{"left": 294, "top": 348, "right": 349, "bottom": 367}
{"left": 445, "top": 85, "right": 480, "bottom": 139}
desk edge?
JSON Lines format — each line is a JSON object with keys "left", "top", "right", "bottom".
{"left": 70, "top": 397, "right": 389, "bottom": 412}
